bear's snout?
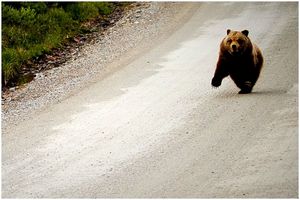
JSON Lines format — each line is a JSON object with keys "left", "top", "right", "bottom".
{"left": 230, "top": 42, "right": 240, "bottom": 51}
{"left": 229, "top": 41, "right": 243, "bottom": 55}
{"left": 231, "top": 44, "right": 237, "bottom": 51}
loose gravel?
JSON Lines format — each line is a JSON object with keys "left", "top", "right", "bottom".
{"left": 2, "top": 2, "right": 197, "bottom": 131}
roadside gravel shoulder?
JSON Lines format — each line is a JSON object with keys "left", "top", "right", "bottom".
{"left": 2, "top": 2, "right": 198, "bottom": 131}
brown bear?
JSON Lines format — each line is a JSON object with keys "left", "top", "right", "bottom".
{"left": 211, "top": 29, "right": 263, "bottom": 94}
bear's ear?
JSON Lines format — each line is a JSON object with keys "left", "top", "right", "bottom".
{"left": 242, "top": 30, "right": 249, "bottom": 37}
{"left": 227, "top": 29, "right": 231, "bottom": 35}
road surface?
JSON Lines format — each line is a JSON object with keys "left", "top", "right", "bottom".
{"left": 2, "top": 2, "right": 298, "bottom": 198}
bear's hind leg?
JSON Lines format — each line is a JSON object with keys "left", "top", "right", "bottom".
{"left": 238, "top": 81, "right": 253, "bottom": 94}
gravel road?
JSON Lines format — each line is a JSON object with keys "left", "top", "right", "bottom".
{"left": 2, "top": 2, "right": 298, "bottom": 198}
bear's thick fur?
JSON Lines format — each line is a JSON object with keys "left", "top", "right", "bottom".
{"left": 211, "top": 29, "right": 263, "bottom": 94}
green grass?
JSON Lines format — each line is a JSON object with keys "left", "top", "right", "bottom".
{"left": 2, "top": 2, "right": 122, "bottom": 88}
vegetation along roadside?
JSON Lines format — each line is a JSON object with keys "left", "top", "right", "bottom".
{"left": 2, "top": 2, "right": 131, "bottom": 91}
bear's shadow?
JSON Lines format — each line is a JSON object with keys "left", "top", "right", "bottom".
{"left": 251, "top": 89, "right": 287, "bottom": 96}
{"left": 214, "top": 89, "right": 287, "bottom": 99}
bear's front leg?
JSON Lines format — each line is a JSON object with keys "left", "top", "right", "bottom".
{"left": 211, "top": 76, "right": 222, "bottom": 87}
{"left": 211, "top": 58, "right": 229, "bottom": 88}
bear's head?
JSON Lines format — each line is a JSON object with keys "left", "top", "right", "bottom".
{"left": 222, "top": 29, "right": 251, "bottom": 56}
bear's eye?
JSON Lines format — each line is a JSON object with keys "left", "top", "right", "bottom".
{"left": 227, "top": 39, "right": 232, "bottom": 43}
{"left": 237, "top": 39, "right": 244, "bottom": 44}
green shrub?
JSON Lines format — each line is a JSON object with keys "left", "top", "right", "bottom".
{"left": 65, "top": 3, "right": 99, "bottom": 21}
{"left": 65, "top": 2, "right": 114, "bottom": 22}
{"left": 2, "top": 4, "right": 36, "bottom": 26}
{"left": 20, "top": 2, "right": 48, "bottom": 14}
{"left": 2, "top": 48, "right": 23, "bottom": 82}
{"left": 94, "top": 2, "right": 115, "bottom": 15}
